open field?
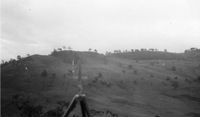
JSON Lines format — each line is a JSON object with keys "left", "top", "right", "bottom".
{"left": 1, "top": 51, "right": 200, "bottom": 117}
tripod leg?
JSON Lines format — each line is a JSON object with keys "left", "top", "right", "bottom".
{"left": 62, "top": 95, "right": 79, "bottom": 117}
{"left": 80, "top": 101, "right": 86, "bottom": 117}
{"left": 80, "top": 97, "right": 91, "bottom": 117}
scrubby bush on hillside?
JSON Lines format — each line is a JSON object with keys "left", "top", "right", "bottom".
{"left": 68, "top": 70, "right": 73, "bottom": 76}
{"left": 12, "top": 93, "right": 70, "bottom": 117}
{"left": 51, "top": 49, "right": 58, "bottom": 55}
{"left": 97, "top": 72, "right": 103, "bottom": 78}
{"left": 185, "top": 79, "right": 192, "bottom": 84}
{"left": 171, "top": 81, "right": 179, "bottom": 89}
{"left": 133, "top": 70, "right": 138, "bottom": 75}
{"left": 196, "top": 76, "right": 200, "bottom": 83}
{"left": 27, "top": 54, "right": 30, "bottom": 57}
{"left": 150, "top": 62, "right": 154, "bottom": 66}
{"left": 166, "top": 76, "right": 170, "bottom": 81}
{"left": 17, "top": 55, "right": 22, "bottom": 61}
{"left": 12, "top": 94, "right": 43, "bottom": 117}
{"left": 128, "top": 65, "right": 133, "bottom": 69}
{"left": 41, "top": 70, "right": 48, "bottom": 77}
{"left": 171, "top": 66, "right": 176, "bottom": 71}
{"left": 94, "top": 49, "right": 97, "bottom": 53}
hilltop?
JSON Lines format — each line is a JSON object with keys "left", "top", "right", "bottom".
{"left": 1, "top": 50, "right": 200, "bottom": 117}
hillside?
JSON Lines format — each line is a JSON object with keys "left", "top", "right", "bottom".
{"left": 1, "top": 50, "right": 200, "bottom": 117}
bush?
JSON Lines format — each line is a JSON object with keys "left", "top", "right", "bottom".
{"left": 12, "top": 93, "right": 70, "bottom": 117}
{"left": 171, "top": 66, "right": 176, "bottom": 71}
{"left": 12, "top": 94, "right": 43, "bottom": 117}
{"left": 128, "top": 65, "right": 133, "bottom": 69}
{"left": 98, "top": 72, "right": 103, "bottom": 78}
{"left": 171, "top": 81, "right": 179, "bottom": 89}
{"left": 150, "top": 62, "right": 154, "bottom": 66}
{"left": 133, "top": 70, "right": 138, "bottom": 74}
{"left": 196, "top": 76, "right": 200, "bottom": 83}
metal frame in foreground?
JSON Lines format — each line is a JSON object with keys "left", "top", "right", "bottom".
{"left": 62, "top": 94, "right": 91, "bottom": 117}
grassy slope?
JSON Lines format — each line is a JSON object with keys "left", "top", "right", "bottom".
{"left": 1, "top": 51, "right": 200, "bottom": 117}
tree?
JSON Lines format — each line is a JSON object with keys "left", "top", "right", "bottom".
{"left": 68, "top": 46, "right": 72, "bottom": 50}
{"left": 94, "top": 49, "right": 97, "bottom": 53}
{"left": 149, "top": 48, "right": 154, "bottom": 52}
{"left": 131, "top": 49, "right": 134, "bottom": 52}
{"left": 62, "top": 46, "right": 66, "bottom": 50}
{"left": 9, "top": 58, "right": 14, "bottom": 63}
{"left": 57, "top": 48, "right": 62, "bottom": 51}
{"left": 190, "top": 47, "right": 196, "bottom": 51}
{"left": 51, "top": 49, "right": 58, "bottom": 55}
{"left": 17, "top": 55, "right": 21, "bottom": 61}
{"left": 27, "top": 54, "right": 30, "bottom": 57}
{"left": 1, "top": 60, "right": 5, "bottom": 65}
{"left": 88, "top": 48, "right": 92, "bottom": 51}
{"left": 140, "top": 48, "right": 145, "bottom": 51}
{"left": 164, "top": 49, "right": 167, "bottom": 52}
{"left": 114, "top": 50, "right": 118, "bottom": 53}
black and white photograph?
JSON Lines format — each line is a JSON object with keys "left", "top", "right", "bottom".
{"left": 1, "top": 0, "right": 200, "bottom": 117}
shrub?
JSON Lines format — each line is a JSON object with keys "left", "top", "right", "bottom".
{"left": 196, "top": 76, "right": 200, "bottom": 83}
{"left": 68, "top": 70, "right": 73, "bottom": 76}
{"left": 12, "top": 93, "right": 70, "bottom": 117}
{"left": 171, "top": 66, "right": 176, "bottom": 71}
{"left": 41, "top": 70, "right": 48, "bottom": 77}
{"left": 98, "top": 72, "right": 103, "bottom": 78}
{"left": 150, "top": 62, "right": 154, "bottom": 66}
{"left": 128, "top": 65, "right": 133, "bottom": 69}
{"left": 171, "top": 81, "right": 179, "bottom": 89}
{"left": 12, "top": 94, "right": 43, "bottom": 117}
{"left": 133, "top": 70, "right": 138, "bottom": 74}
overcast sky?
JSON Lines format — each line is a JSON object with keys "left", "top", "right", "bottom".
{"left": 1, "top": 0, "right": 200, "bottom": 61}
